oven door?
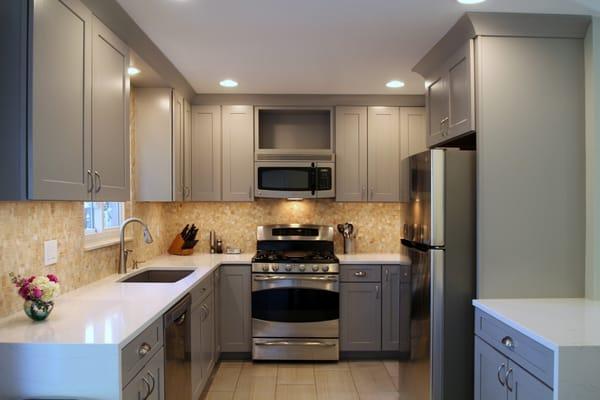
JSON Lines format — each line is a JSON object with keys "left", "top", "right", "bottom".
{"left": 252, "top": 274, "right": 339, "bottom": 338}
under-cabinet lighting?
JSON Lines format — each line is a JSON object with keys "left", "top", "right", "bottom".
{"left": 127, "top": 67, "right": 141, "bottom": 76}
{"left": 287, "top": 198, "right": 304, "bottom": 201}
{"left": 386, "top": 80, "right": 405, "bottom": 88}
{"left": 457, "top": 0, "right": 486, "bottom": 4}
{"left": 219, "top": 79, "right": 238, "bottom": 88}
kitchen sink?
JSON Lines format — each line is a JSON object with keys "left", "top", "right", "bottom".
{"left": 119, "top": 269, "right": 194, "bottom": 283}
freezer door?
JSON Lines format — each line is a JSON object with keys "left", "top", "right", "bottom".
{"left": 404, "top": 150, "right": 445, "bottom": 247}
{"left": 430, "top": 249, "right": 445, "bottom": 400}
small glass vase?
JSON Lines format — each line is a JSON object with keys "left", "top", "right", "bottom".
{"left": 23, "top": 299, "right": 54, "bottom": 321}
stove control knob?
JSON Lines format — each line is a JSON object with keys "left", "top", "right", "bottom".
{"left": 322, "top": 265, "right": 330, "bottom": 272}
{"left": 262, "top": 265, "right": 269, "bottom": 272}
{"left": 312, "top": 265, "right": 319, "bottom": 272}
{"left": 285, "top": 264, "right": 293, "bottom": 271}
{"left": 272, "top": 264, "right": 279, "bottom": 272}
{"left": 298, "top": 264, "right": 306, "bottom": 272}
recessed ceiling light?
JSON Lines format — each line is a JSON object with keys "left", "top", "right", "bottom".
{"left": 219, "top": 79, "right": 238, "bottom": 88}
{"left": 457, "top": 0, "right": 486, "bottom": 4}
{"left": 127, "top": 66, "right": 141, "bottom": 76}
{"left": 386, "top": 80, "right": 405, "bottom": 89}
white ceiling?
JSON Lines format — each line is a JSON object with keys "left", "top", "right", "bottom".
{"left": 116, "top": 0, "right": 599, "bottom": 95}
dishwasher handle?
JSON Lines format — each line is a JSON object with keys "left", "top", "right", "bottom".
{"left": 164, "top": 294, "right": 191, "bottom": 327}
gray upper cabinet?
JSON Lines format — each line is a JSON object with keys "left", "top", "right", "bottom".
{"left": 135, "top": 88, "right": 186, "bottom": 202}
{"left": 425, "top": 40, "right": 475, "bottom": 147}
{"left": 183, "top": 99, "right": 192, "bottom": 201}
{"left": 340, "top": 282, "right": 382, "bottom": 351}
{"left": 367, "top": 107, "right": 400, "bottom": 202}
{"left": 222, "top": 105, "right": 254, "bottom": 202}
{"left": 219, "top": 265, "right": 252, "bottom": 352}
{"left": 91, "top": 16, "right": 130, "bottom": 201}
{"left": 172, "top": 91, "right": 185, "bottom": 202}
{"left": 29, "top": 0, "right": 93, "bottom": 200}
{"left": 335, "top": 106, "right": 368, "bottom": 202}
{"left": 191, "top": 105, "right": 222, "bottom": 201}
{"left": 399, "top": 107, "right": 426, "bottom": 203}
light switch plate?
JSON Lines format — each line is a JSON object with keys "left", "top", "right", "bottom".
{"left": 44, "top": 240, "right": 58, "bottom": 266}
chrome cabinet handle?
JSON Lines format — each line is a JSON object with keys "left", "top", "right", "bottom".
{"left": 501, "top": 336, "right": 514, "bottom": 350}
{"left": 255, "top": 340, "right": 335, "bottom": 347}
{"left": 147, "top": 371, "right": 156, "bottom": 396}
{"left": 354, "top": 271, "right": 367, "bottom": 277}
{"left": 138, "top": 342, "right": 152, "bottom": 357}
{"left": 385, "top": 268, "right": 390, "bottom": 282}
{"left": 175, "top": 312, "right": 186, "bottom": 325}
{"left": 497, "top": 363, "right": 506, "bottom": 387}
{"left": 505, "top": 368, "right": 513, "bottom": 392}
{"left": 87, "top": 170, "right": 93, "bottom": 193}
{"left": 141, "top": 376, "right": 152, "bottom": 400}
{"left": 375, "top": 285, "right": 380, "bottom": 299}
{"left": 94, "top": 171, "right": 101, "bottom": 193}
{"left": 183, "top": 186, "right": 190, "bottom": 199}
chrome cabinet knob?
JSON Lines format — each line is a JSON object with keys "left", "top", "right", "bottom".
{"left": 501, "top": 336, "right": 514, "bottom": 350}
{"left": 138, "top": 342, "right": 152, "bottom": 357}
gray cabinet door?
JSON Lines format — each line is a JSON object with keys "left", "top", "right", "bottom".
{"left": 335, "top": 106, "right": 368, "bottom": 202}
{"left": 447, "top": 40, "right": 475, "bottom": 140}
{"left": 475, "top": 337, "right": 508, "bottom": 400}
{"left": 91, "top": 16, "right": 130, "bottom": 201}
{"left": 381, "top": 265, "right": 399, "bottom": 351}
{"left": 122, "top": 347, "right": 165, "bottom": 400}
{"left": 220, "top": 265, "right": 252, "bottom": 352}
{"left": 507, "top": 361, "right": 552, "bottom": 400}
{"left": 214, "top": 268, "right": 222, "bottom": 358}
{"left": 172, "top": 91, "right": 185, "bottom": 202}
{"left": 201, "top": 293, "right": 216, "bottom": 380}
{"left": 29, "top": 0, "right": 93, "bottom": 200}
{"left": 425, "top": 73, "right": 448, "bottom": 148}
{"left": 134, "top": 88, "right": 174, "bottom": 201}
{"left": 191, "top": 105, "right": 222, "bottom": 201}
{"left": 190, "top": 301, "right": 204, "bottom": 399}
{"left": 222, "top": 105, "right": 254, "bottom": 201}
{"left": 399, "top": 107, "right": 426, "bottom": 203}
{"left": 340, "top": 282, "right": 382, "bottom": 351}
{"left": 183, "top": 99, "right": 192, "bottom": 201}
{"left": 367, "top": 107, "right": 400, "bottom": 202}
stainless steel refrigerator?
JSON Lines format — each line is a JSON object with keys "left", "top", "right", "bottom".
{"left": 400, "top": 149, "right": 476, "bottom": 400}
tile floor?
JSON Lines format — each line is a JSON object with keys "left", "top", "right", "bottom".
{"left": 201, "top": 360, "right": 412, "bottom": 400}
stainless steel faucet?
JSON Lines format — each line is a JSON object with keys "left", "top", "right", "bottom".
{"left": 119, "top": 217, "right": 154, "bottom": 274}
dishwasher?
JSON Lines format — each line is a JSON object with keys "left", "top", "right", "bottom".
{"left": 164, "top": 294, "right": 191, "bottom": 399}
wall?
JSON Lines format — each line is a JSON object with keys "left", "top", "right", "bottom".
{"left": 161, "top": 200, "right": 406, "bottom": 255}
{"left": 586, "top": 17, "right": 600, "bottom": 300}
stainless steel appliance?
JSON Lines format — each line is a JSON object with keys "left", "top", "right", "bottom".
{"left": 251, "top": 224, "right": 340, "bottom": 360}
{"left": 401, "top": 149, "right": 476, "bottom": 400}
{"left": 164, "top": 294, "right": 191, "bottom": 399}
{"left": 254, "top": 161, "right": 335, "bottom": 199}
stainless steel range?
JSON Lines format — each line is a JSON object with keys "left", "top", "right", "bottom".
{"left": 251, "top": 224, "right": 340, "bottom": 361}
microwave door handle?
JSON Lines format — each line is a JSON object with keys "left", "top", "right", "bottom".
{"left": 310, "top": 163, "right": 317, "bottom": 195}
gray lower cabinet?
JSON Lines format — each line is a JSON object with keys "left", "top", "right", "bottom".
{"left": 475, "top": 336, "right": 552, "bottom": 400}
{"left": 340, "top": 282, "right": 382, "bottom": 351}
{"left": 381, "top": 265, "right": 410, "bottom": 352}
{"left": 219, "top": 265, "right": 252, "bottom": 352}
{"left": 191, "top": 275, "right": 215, "bottom": 400}
{"left": 122, "top": 347, "right": 165, "bottom": 400}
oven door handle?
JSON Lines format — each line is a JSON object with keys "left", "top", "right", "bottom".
{"left": 253, "top": 275, "right": 338, "bottom": 282}
{"left": 255, "top": 340, "right": 337, "bottom": 347}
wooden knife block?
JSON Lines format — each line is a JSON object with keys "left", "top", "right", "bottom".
{"left": 168, "top": 234, "right": 194, "bottom": 256}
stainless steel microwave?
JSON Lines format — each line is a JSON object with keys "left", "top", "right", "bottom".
{"left": 255, "top": 161, "right": 335, "bottom": 199}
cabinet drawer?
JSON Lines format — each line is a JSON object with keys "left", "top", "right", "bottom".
{"left": 475, "top": 309, "right": 554, "bottom": 388}
{"left": 122, "top": 318, "right": 164, "bottom": 386}
{"left": 340, "top": 265, "right": 381, "bottom": 282}
{"left": 191, "top": 273, "right": 213, "bottom": 305}
{"left": 122, "top": 347, "right": 165, "bottom": 400}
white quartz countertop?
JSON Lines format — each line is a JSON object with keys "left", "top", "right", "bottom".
{"left": 473, "top": 298, "right": 600, "bottom": 350}
{"left": 0, "top": 252, "right": 406, "bottom": 347}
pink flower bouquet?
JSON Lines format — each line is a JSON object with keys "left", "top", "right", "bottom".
{"left": 9, "top": 273, "right": 60, "bottom": 321}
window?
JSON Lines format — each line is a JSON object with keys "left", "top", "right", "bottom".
{"left": 84, "top": 202, "right": 125, "bottom": 250}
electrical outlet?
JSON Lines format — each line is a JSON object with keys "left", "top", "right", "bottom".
{"left": 44, "top": 240, "right": 58, "bottom": 266}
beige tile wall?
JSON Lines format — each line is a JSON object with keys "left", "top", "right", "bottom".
{"left": 0, "top": 90, "right": 405, "bottom": 318}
